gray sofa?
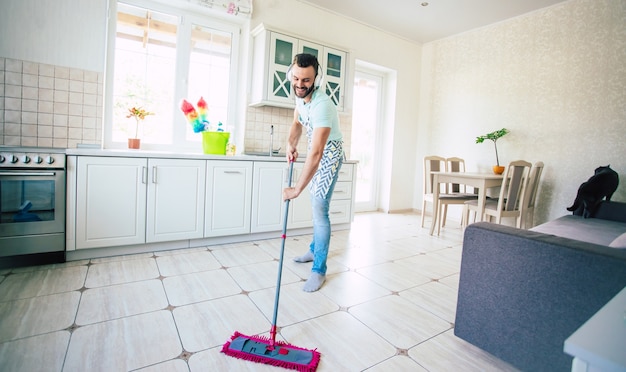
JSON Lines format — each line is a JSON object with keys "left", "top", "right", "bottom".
{"left": 454, "top": 201, "right": 626, "bottom": 371}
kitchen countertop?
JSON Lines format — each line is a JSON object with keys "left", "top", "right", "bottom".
{"left": 65, "top": 148, "right": 358, "bottom": 163}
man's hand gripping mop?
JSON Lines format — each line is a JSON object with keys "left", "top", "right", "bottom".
{"left": 221, "top": 160, "right": 321, "bottom": 371}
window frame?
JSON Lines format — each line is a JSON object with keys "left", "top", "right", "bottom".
{"left": 103, "top": 0, "right": 244, "bottom": 152}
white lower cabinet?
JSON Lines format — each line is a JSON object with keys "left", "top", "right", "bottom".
{"left": 71, "top": 154, "right": 355, "bottom": 254}
{"left": 146, "top": 158, "right": 206, "bottom": 243}
{"left": 251, "top": 161, "right": 288, "bottom": 233}
{"left": 75, "top": 156, "right": 206, "bottom": 249}
{"left": 329, "top": 163, "right": 354, "bottom": 224}
{"left": 75, "top": 157, "right": 147, "bottom": 249}
{"left": 205, "top": 160, "right": 253, "bottom": 237}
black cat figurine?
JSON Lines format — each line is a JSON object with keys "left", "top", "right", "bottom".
{"left": 567, "top": 165, "right": 619, "bottom": 218}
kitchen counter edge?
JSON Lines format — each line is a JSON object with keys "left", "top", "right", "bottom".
{"left": 65, "top": 149, "right": 358, "bottom": 163}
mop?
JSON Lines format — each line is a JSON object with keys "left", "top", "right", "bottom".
{"left": 222, "top": 161, "right": 321, "bottom": 371}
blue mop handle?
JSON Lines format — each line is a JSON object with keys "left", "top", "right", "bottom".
{"left": 269, "top": 160, "right": 294, "bottom": 347}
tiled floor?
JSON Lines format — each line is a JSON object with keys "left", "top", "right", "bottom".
{"left": 0, "top": 212, "right": 518, "bottom": 371}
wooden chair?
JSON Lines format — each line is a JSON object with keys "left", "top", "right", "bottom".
{"left": 463, "top": 160, "right": 532, "bottom": 228}
{"left": 421, "top": 156, "right": 478, "bottom": 235}
{"left": 521, "top": 161, "right": 544, "bottom": 229}
{"left": 421, "top": 156, "right": 446, "bottom": 229}
{"left": 439, "top": 157, "right": 478, "bottom": 231}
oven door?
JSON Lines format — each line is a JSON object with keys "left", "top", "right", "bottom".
{"left": 0, "top": 169, "right": 66, "bottom": 238}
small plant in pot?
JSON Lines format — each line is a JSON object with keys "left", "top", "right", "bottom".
{"left": 476, "top": 128, "right": 510, "bottom": 174}
{"left": 126, "top": 106, "right": 153, "bottom": 149}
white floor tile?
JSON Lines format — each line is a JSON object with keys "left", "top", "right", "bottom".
{"left": 135, "top": 358, "right": 190, "bottom": 372}
{"left": 226, "top": 261, "right": 301, "bottom": 292}
{"left": 349, "top": 295, "right": 452, "bottom": 349}
{"left": 173, "top": 295, "right": 269, "bottom": 352}
{"left": 0, "top": 331, "right": 70, "bottom": 372}
{"left": 357, "top": 261, "right": 432, "bottom": 292}
{"left": 64, "top": 310, "right": 181, "bottom": 371}
{"left": 320, "top": 271, "right": 390, "bottom": 307}
{"left": 0, "top": 265, "right": 86, "bottom": 300}
{"left": 408, "top": 329, "right": 519, "bottom": 371}
{"left": 210, "top": 243, "right": 274, "bottom": 268}
{"left": 163, "top": 269, "right": 242, "bottom": 306}
{"left": 248, "top": 282, "right": 339, "bottom": 326}
{"left": 366, "top": 355, "right": 428, "bottom": 371}
{"left": 280, "top": 311, "right": 397, "bottom": 371}
{"left": 76, "top": 279, "right": 168, "bottom": 325}
{"left": 85, "top": 257, "right": 159, "bottom": 288}
{"left": 156, "top": 250, "right": 221, "bottom": 277}
{"left": 400, "top": 281, "right": 459, "bottom": 323}
{"left": 0, "top": 292, "right": 79, "bottom": 343}
{"left": 189, "top": 346, "right": 277, "bottom": 372}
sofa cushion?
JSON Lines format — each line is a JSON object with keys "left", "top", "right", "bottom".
{"left": 609, "top": 233, "right": 626, "bottom": 248}
{"left": 530, "top": 215, "right": 626, "bottom": 247}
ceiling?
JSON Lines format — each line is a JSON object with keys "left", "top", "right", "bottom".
{"left": 299, "top": 0, "right": 568, "bottom": 44}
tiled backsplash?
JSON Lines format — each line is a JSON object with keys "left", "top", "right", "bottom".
{"left": 245, "top": 105, "right": 352, "bottom": 158}
{"left": 0, "top": 57, "right": 103, "bottom": 148}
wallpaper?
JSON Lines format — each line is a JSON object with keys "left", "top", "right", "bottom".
{"left": 421, "top": 0, "right": 626, "bottom": 224}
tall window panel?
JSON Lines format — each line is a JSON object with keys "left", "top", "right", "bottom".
{"left": 108, "top": 1, "right": 240, "bottom": 150}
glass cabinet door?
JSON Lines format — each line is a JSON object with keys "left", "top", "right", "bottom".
{"left": 322, "top": 47, "right": 347, "bottom": 110}
{"left": 269, "top": 33, "right": 298, "bottom": 102}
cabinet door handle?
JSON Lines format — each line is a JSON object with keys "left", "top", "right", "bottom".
{"left": 152, "top": 166, "right": 157, "bottom": 183}
{"left": 142, "top": 167, "right": 147, "bottom": 184}
{"left": 223, "top": 171, "right": 242, "bottom": 174}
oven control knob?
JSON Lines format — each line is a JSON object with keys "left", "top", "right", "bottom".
{"left": 10, "top": 155, "right": 18, "bottom": 164}
{"left": 34, "top": 156, "right": 43, "bottom": 164}
{"left": 22, "top": 155, "right": 31, "bottom": 164}
{"left": 0, "top": 155, "right": 5, "bottom": 163}
{"left": 46, "top": 156, "right": 55, "bottom": 165}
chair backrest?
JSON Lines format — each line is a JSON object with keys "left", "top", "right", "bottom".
{"left": 524, "top": 161, "right": 545, "bottom": 210}
{"left": 498, "top": 160, "right": 532, "bottom": 212}
{"left": 423, "top": 156, "right": 447, "bottom": 194}
{"left": 446, "top": 157, "right": 466, "bottom": 193}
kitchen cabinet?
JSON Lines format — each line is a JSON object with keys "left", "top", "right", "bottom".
{"left": 67, "top": 149, "right": 357, "bottom": 259}
{"left": 330, "top": 163, "right": 355, "bottom": 225}
{"left": 251, "top": 161, "right": 288, "bottom": 233}
{"left": 251, "top": 162, "right": 356, "bottom": 231}
{"left": 75, "top": 157, "right": 205, "bottom": 249}
{"left": 75, "top": 157, "right": 146, "bottom": 249}
{"left": 205, "top": 160, "right": 253, "bottom": 237}
{"left": 146, "top": 158, "right": 206, "bottom": 243}
{"left": 249, "top": 24, "right": 348, "bottom": 111}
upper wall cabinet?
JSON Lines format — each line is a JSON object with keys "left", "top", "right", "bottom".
{"left": 249, "top": 24, "right": 348, "bottom": 111}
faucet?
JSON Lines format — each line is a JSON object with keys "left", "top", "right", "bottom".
{"left": 269, "top": 125, "right": 274, "bottom": 157}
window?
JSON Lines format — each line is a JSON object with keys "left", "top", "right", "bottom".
{"left": 105, "top": 0, "right": 241, "bottom": 151}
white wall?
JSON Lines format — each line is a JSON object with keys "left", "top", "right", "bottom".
{"left": 250, "top": 0, "right": 422, "bottom": 212}
{"left": 417, "top": 0, "right": 626, "bottom": 225}
{"left": 0, "top": 0, "right": 108, "bottom": 72}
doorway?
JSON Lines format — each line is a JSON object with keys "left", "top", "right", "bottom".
{"left": 351, "top": 68, "right": 384, "bottom": 212}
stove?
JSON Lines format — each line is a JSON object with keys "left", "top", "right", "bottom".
{"left": 0, "top": 147, "right": 67, "bottom": 268}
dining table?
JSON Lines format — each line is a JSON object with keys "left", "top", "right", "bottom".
{"left": 429, "top": 171, "right": 504, "bottom": 236}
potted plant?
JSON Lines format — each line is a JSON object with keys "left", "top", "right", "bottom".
{"left": 476, "top": 128, "right": 510, "bottom": 174}
{"left": 126, "top": 106, "right": 153, "bottom": 149}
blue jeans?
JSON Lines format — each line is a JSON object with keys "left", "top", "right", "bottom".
{"left": 309, "top": 161, "right": 342, "bottom": 275}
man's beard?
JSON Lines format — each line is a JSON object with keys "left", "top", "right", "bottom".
{"left": 294, "top": 84, "right": 315, "bottom": 99}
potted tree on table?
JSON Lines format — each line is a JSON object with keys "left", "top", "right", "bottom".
{"left": 476, "top": 128, "right": 510, "bottom": 174}
{"left": 126, "top": 106, "right": 153, "bottom": 149}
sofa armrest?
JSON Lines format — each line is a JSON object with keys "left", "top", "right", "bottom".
{"left": 593, "top": 201, "right": 626, "bottom": 222}
{"left": 454, "top": 222, "right": 626, "bottom": 371}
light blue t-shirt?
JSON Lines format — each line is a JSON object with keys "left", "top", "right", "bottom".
{"left": 296, "top": 89, "right": 343, "bottom": 142}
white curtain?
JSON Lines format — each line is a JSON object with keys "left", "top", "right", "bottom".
{"left": 194, "top": 0, "right": 253, "bottom": 18}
